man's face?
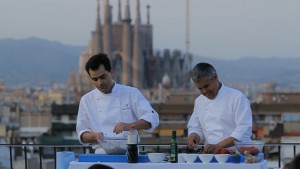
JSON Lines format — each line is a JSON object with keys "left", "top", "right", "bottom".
{"left": 194, "top": 75, "right": 220, "bottom": 100}
{"left": 88, "top": 64, "right": 114, "bottom": 94}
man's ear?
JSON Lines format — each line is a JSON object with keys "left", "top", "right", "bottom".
{"left": 110, "top": 69, "right": 114, "bottom": 77}
{"left": 214, "top": 73, "right": 218, "bottom": 81}
{"left": 86, "top": 69, "right": 91, "bottom": 77}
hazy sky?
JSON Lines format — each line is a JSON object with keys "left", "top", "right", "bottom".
{"left": 1, "top": 0, "right": 300, "bottom": 59}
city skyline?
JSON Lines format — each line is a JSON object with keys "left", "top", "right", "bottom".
{"left": 1, "top": 0, "right": 300, "bottom": 60}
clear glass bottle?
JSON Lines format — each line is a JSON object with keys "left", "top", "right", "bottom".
{"left": 170, "top": 130, "right": 178, "bottom": 163}
{"left": 127, "top": 124, "right": 138, "bottom": 163}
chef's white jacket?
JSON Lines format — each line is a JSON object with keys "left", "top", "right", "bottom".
{"left": 76, "top": 83, "right": 159, "bottom": 146}
{"left": 187, "top": 84, "right": 252, "bottom": 144}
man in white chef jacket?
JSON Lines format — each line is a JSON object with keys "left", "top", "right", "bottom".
{"left": 187, "top": 62, "right": 252, "bottom": 153}
{"left": 76, "top": 53, "right": 159, "bottom": 154}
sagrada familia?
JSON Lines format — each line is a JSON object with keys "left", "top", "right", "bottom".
{"left": 67, "top": 0, "right": 193, "bottom": 100}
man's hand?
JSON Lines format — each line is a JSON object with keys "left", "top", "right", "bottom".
{"left": 113, "top": 120, "right": 152, "bottom": 134}
{"left": 203, "top": 137, "right": 237, "bottom": 153}
{"left": 203, "top": 144, "right": 219, "bottom": 154}
{"left": 113, "top": 122, "right": 129, "bottom": 134}
{"left": 81, "top": 132, "right": 104, "bottom": 143}
{"left": 94, "top": 132, "right": 105, "bottom": 143}
{"left": 188, "top": 133, "right": 200, "bottom": 149}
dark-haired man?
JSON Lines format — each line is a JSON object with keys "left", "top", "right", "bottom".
{"left": 76, "top": 53, "right": 159, "bottom": 154}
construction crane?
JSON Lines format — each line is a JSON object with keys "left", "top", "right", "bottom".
{"left": 182, "top": 0, "right": 192, "bottom": 89}
{"left": 185, "top": 0, "right": 190, "bottom": 56}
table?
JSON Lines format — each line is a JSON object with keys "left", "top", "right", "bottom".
{"left": 69, "top": 160, "right": 268, "bottom": 169}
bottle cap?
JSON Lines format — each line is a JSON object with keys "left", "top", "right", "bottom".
{"left": 130, "top": 124, "right": 135, "bottom": 130}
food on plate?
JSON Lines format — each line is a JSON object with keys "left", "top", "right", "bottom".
{"left": 214, "top": 148, "right": 236, "bottom": 154}
{"left": 238, "top": 146, "right": 259, "bottom": 155}
{"left": 244, "top": 151, "right": 261, "bottom": 163}
{"left": 234, "top": 140, "right": 264, "bottom": 156}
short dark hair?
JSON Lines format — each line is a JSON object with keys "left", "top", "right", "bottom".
{"left": 88, "top": 164, "right": 114, "bottom": 169}
{"left": 85, "top": 53, "right": 112, "bottom": 75}
{"left": 191, "top": 62, "right": 217, "bottom": 83}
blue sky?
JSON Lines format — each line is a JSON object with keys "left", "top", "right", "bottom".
{"left": 1, "top": 0, "right": 300, "bottom": 59}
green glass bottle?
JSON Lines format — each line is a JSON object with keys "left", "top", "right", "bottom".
{"left": 170, "top": 130, "right": 178, "bottom": 163}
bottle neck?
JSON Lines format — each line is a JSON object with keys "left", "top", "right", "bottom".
{"left": 128, "top": 129, "right": 138, "bottom": 145}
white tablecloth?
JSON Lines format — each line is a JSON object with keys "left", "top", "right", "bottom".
{"left": 69, "top": 160, "right": 268, "bottom": 169}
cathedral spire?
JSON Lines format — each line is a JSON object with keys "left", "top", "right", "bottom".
{"left": 146, "top": 5, "right": 150, "bottom": 25}
{"left": 132, "top": 0, "right": 143, "bottom": 88}
{"left": 135, "top": 0, "right": 141, "bottom": 24}
{"left": 103, "top": 0, "right": 113, "bottom": 59}
{"left": 124, "top": 0, "right": 131, "bottom": 21}
{"left": 122, "top": 0, "right": 132, "bottom": 85}
{"left": 93, "top": 0, "right": 103, "bottom": 54}
{"left": 117, "top": 0, "right": 122, "bottom": 22}
{"left": 104, "top": 0, "right": 110, "bottom": 23}
{"left": 97, "top": 0, "right": 100, "bottom": 13}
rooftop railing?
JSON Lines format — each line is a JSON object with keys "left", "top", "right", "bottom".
{"left": 0, "top": 143, "right": 299, "bottom": 169}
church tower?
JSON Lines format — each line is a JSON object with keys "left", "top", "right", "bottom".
{"left": 121, "top": 0, "right": 132, "bottom": 86}
{"left": 76, "top": 0, "right": 162, "bottom": 97}
{"left": 77, "top": 0, "right": 103, "bottom": 96}
{"left": 92, "top": 0, "right": 103, "bottom": 55}
{"left": 132, "top": 0, "right": 144, "bottom": 88}
{"left": 102, "top": 0, "right": 113, "bottom": 59}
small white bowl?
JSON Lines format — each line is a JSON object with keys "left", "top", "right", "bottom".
{"left": 214, "top": 154, "right": 230, "bottom": 163}
{"left": 198, "top": 154, "right": 214, "bottom": 163}
{"left": 147, "top": 153, "right": 166, "bottom": 163}
{"left": 183, "top": 154, "right": 198, "bottom": 163}
{"left": 234, "top": 140, "right": 265, "bottom": 155}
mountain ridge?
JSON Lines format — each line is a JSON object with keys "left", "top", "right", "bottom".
{"left": 0, "top": 37, "right": 299, "bottom": 87}
{"left": 0, "top": 37, "right": 85, "bottom": 86}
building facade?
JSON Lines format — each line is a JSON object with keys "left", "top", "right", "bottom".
{"left": 71, "top": 0, "right": 192, "bottom": 99}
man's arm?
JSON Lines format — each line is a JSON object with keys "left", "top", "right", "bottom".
{"left": 231, "top": 95, "right": 253, "bottom": 141}
{"left": 216, "top": 136, "right": 237, "bottom": 148}
{"left": 81, "top": 132, "right": 104, "bottom": 144}
{"left": 113, "top": 119, "right": 151, "bottom": 134}
{"left": 131, "top": 88, "right": 159, "bottom": 132}
{"left": 204, "top": 136, "right": 238, "bottom": 153}
{"left": 187, "top": 98, "right": 205, "bottom": 149}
